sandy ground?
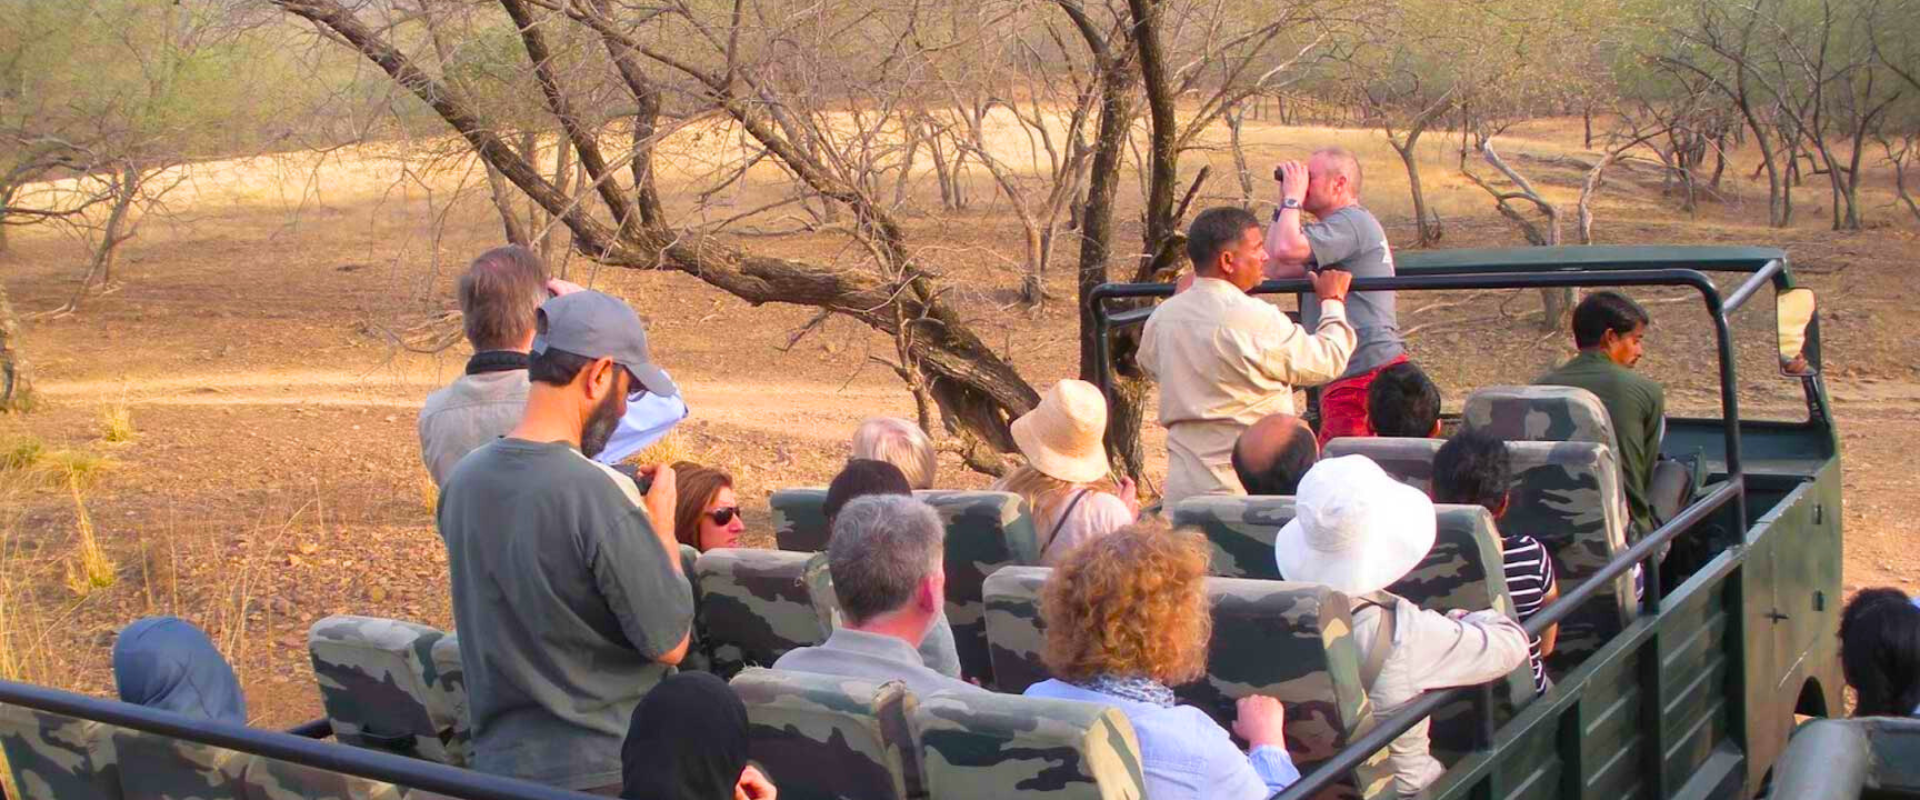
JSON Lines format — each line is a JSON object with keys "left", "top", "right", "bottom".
{"left": 0, "top": 117, "right": 1916, "bottom": 726}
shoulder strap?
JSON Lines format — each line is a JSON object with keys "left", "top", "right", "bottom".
{"left": 1354, "top": 591, "right": 1399, "bottom": 692}
{"left": 1039, "top": 489, "right": 1094, "bottom": 558}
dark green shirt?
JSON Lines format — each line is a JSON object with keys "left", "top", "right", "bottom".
{"left": 1536, "top": 351, "right": 1666, "bottom": 536}
{"left": 438, "top": 438, "right": 693, "bottom": 790}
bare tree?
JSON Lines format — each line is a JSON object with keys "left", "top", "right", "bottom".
{"left": 271, "top": 0, "right": 1044, "bottom": 467}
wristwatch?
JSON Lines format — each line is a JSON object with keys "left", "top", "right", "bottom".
{"left": 1271, "top": 198, "right": 1302, "bottom": 221}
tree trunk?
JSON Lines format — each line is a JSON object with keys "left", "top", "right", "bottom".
{"left": 1227, "top": 102, "right": 1254, "bottom": 208}
{"left": 0, "top": 279, "right": 30, "bottom": 412}
{"left": 1393, "top": 132, "right": 1441, "bottom": 246}
{"left": 1077, "top": 64, "right": 1144, "bottom": 479}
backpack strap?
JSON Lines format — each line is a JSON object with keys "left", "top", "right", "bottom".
{"left": 1353, "top": 591, "right": 1400, "bottom": 692}
{"left": 1039, "top": 489, "right": 1094, "bottom": 559}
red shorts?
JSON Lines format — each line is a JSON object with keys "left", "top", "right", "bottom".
{"left": 1316, "top": 354, "right": 1411, "bottom": 446}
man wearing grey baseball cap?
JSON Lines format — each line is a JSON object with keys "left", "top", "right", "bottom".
{"left": 437, "top": 289, "right": 693, "bottom": 794}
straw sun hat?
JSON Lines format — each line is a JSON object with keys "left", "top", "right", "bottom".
{"left": 1273, "top": 455, "right": 1436, "bottom": 596}
{"left": 1010, "top": 380, "right": 1111, "bottom": 485}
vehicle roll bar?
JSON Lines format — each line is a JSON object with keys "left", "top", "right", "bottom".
{"left": 0, "top": 679, "right": 600, "bottom": 800}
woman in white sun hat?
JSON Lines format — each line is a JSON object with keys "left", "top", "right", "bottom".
{"left": 992, "top": 380, "right": 1140, "bottom": 566}
{"left": 1274, "top": 454, "right": 1530, "bottom": 798}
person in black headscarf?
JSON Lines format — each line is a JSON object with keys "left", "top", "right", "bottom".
{"left": 621, "top": 672, "right": 775, "bottom": 800}
{"left": 111, "top": 616, "right": 247, "bottom": 724}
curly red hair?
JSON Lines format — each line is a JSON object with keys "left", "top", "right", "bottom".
{"left": 1040, "top": 523, "right": 1212, "bottom": 684}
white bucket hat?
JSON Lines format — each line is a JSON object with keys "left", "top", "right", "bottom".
{"left": 1010, "top": 380, "right": 1112, "bottom": 485}
{"left": 1273, "top": 455, "right": 1436, "bottom": 596}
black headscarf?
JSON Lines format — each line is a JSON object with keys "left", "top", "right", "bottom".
{"left": 622, "top": 672, "right": 751, "bottom": 800}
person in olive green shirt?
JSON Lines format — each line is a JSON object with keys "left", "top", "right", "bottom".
{"left": 1535, "top": 291, "right": 1667, "bottom": 536}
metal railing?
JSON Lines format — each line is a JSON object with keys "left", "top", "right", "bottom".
{"left": 0, "top": 680, "right": 601, "bottom": 800}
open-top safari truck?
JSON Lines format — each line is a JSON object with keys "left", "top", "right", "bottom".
{"left": 1089, "top": 245, "right": 1839, "bottom": 800}
{"left": 0, "top": 246, "right": 1838, "bottom": 800}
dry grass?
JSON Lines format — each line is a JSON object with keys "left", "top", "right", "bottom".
{"left": 100, "top": 402, "right": 135, "bottom": 443}
{"left": 62, "top": 478, "right": 114, "bottom": 597}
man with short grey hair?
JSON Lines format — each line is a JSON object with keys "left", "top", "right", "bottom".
{"left": 773, "top": 495, "right": 984, "bottom": 696}
{"left": 419, "top": 247, "right": 690, "bottom": 486}
{"left": 851, "top": 417, "right": 937, "bottom": 489}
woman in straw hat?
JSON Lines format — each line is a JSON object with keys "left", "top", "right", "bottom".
{"left": 991, "top": 380, "right": 1140, "bottom": 566}
{"left": 1274, "top": 454, "right": 1529, "bottom": 798}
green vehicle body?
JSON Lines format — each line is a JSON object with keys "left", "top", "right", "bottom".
{"left": 0, "top": 246, "right": 1843, "bottom": 800}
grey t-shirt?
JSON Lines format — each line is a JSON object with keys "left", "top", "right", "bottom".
{"left": 1299, "top": 205, "right": 1405, "bottom": 379}
{"left": 438, "top": 438, "right": 694, "bottom": 790}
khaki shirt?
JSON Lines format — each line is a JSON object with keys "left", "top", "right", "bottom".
{"left": 1353, "top": 603, "right": 1530, "bottom": 798}
{"left": 1138, "top": 277, "right": 1356, "bottom": 506}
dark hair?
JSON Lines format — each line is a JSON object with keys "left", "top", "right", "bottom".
{"left": 1432, "top": 430, "right": 1511, "bottom": 514}
{"left": 1231, "top": 423, "right": 1318, "bottom": 496}
{"left": 671, "top": 461, "right": 734, "bottom": 551}
{"left": 825, "top": 459, "right": 913, "bottom": 526}
{"left": 459, "top": 245, "right": 549, "bottom": 351}
{"left": 1572, "top": 291, "right": 1650, "bottom": 349}
{"left": 1184, "top": 207, "right": 1261, "bottom": 275}
{"left": 1840, "top": 588, "right": 1920, "bottom": 717}
{"left": 1367, "top": 362, "right": 1442, "bottom": 438}
{"left": 528, "top": 346, "right": 597, "bottom": 387}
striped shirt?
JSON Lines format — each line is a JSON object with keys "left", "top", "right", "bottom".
{"left": 1502, "top": 535, "right": 1558, "bottom": 695}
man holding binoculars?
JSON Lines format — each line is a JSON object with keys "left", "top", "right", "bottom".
{"left": 1264, "top": 148, "right": 1408, "bottom": 444}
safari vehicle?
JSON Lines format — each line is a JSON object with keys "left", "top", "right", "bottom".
{"left": 1089, "top": 245, "right": 1840, "bottom": 800}
{"left": 0, "top": 246, "right": 1837, "bottom": 800}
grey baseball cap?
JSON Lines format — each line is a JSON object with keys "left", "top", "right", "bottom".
{"left": 531, "top": 290, "right": 679, "bottom": 398}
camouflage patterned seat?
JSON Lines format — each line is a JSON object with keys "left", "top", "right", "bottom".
{"left": 1169, "top": 495, "right": 1295, "bottom": 579}
{"left": 109, "top": 729, "right": 249, "bottom": 800}
{"left": 771, "top": 488, "right": 832, "bottom": 553}
{"left": 1500, "top": 440, "right": 1634, "bottom": 671}
{"left": 0, "top": 706, "right": 120, "bottom": 800}
{"left": 1462, "top": 385, "right": 1621, "bottom": 454}
{"left": 984, "top": 568, "right": 1392, "bottom": 799}
{"left": 424, "top": 635, "right": 469, "bottom": 767}
{"left": 913, "top": 690, "right": 1147, "bottom": 800}
{"left": 239, "top": 757, "right": 404, "bottom": 800}
{"left": 307, "top": 616, "right": 466, "bottom": 766}
{"left": 1322, "top": 437, "right": 1445, "bottom": 493}
{"left": 919, "top": 491, "right": 1039, "bottom": 685}
{"left": 695, "top": 549, "right": 836, "bottom": 679}
{"left": 731, "top": 668, "right": 923, "bottom": 800}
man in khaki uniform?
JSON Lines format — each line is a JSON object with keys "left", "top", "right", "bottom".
{"left": 1140, "top": 207, "right": 1355, "bottom": 506}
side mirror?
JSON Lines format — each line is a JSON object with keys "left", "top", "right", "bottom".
{"left": 1777, "top": 288, "right": 1817, "bottom": 377}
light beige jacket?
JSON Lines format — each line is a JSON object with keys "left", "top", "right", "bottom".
{"left": 1352, "top": 603, "right": 1531, "bottom": 797}
{"left": 1138, "top": 277, "right": 1355, "bottom": 506}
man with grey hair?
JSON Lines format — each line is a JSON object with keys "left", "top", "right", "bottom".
{"left": 1265, "top": 147, "right": 1410, "bottom": 445}
{"left": 773, "top": 494, "right": 984, "bottom": 696}
{"left": 851, "top": 417, "right": 937, "bottom": 490}
{"left": 419, "top": 246, "right": 689, "bottom": 486}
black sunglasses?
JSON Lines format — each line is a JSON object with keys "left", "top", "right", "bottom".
{"left": 706, "top": 506, "right": 739, "bottom": 526}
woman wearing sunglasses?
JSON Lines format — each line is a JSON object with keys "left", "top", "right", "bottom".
{"left": 671, "top": 461, "right": 746, "bottom": 551}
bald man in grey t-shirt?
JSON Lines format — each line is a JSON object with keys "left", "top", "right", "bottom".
{"left": 1265, "top": 147, "right": 1408, "bottom": 443}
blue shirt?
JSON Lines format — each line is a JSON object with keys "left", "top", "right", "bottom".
{"left": 1024, "top": 679, "right": 1299, "bottom": 799}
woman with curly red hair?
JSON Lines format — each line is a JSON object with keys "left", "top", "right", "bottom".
{"left": 1023, "top": 524, "right": 1298, "bottom": 799}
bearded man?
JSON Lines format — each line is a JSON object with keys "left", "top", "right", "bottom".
{"left": 435, "top": 290, "right": 692, "bottom": 794}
